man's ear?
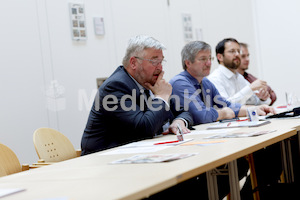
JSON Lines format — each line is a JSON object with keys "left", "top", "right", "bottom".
{"left": 217, "top": 53, "right": 223, "bottom": 63}
{"left": 129, "top": 57, "right": 138, "bottom": 70}
{"left": 184, "top": 60, "right": 191, "bottom": 69}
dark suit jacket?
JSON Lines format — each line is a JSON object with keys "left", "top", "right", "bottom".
{"left": 81, "top": 66, "right": 193, "bottom": 155}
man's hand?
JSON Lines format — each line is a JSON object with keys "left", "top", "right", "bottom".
{"left": 256, "top": 105, "right": 276, "bottom": 116}
{"left": 256, "top": 88, "right": 270, "bottom": 101}
{"left": 250, "top": 79, "right": 268, "bottom": 91}
{"left": 162, "top": 119, "right": 190, "bottom": 135}
{"left": 145, "top": 71, "right": 172, "bottom": 102}
{"left": 217, "top": 107, "right": 236, "bottom": 121}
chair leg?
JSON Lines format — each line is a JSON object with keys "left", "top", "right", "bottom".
{"left": 280, "top": 171, "right": 285, "bottom": 183}
{"left": 76, "top": 149, "right": 82, "bottom": 157}
{"left": 245, "top": 154, "right": 260, "bottom": 200}
{"left": 21, "top": 164, "right": 29, "bottom": 171}
{"left": 227, "top": 193, "right": 231, "bottom": 200}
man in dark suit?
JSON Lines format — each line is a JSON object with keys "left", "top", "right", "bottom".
{"left": 81, "top": 35, "right": 193, "bottom": 155}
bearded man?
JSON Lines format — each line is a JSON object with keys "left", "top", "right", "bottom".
{"left": 208, "top": 38, "right": 271, "bottom": 105}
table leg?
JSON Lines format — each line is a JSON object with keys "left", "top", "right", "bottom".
{"left": 280, "top": 139, "right": 294, "bottom": 183}
{"left": 298, "top": 130, "right": 300, "bottom": 161}
{"left": 206, "top": 169, "right": 219, "bottom": 200}
{"left": 228, "top": 160, "right": 241, "bottom": 200}
{"left": 206, "top": 161, "right": 241, "bottom": 200}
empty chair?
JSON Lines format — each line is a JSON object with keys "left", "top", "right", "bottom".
{"left": 0, "top": 165, "right": 6, "bottom": 177}
{"left": 33, "top": 127, "right": 81, "bottom": 163}
{"left": 0, "top": 143, "right": 29, "bottom": 177}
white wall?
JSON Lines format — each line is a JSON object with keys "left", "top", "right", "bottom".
{"left": 253, "top": 0, "right": 300, "bottom": 105}
{"left": 0, "top": 1, "right": 49, "bottom": 164}
{"left": 200, "top": 0, "right": 259, "bottom": 74}
{"left": 0, "top": 0, "right": 266, "bottom": 164}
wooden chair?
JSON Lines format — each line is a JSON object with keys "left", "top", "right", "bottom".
{"left": 245, "top": 153, "right": 260, "bottom": 200}
{"left": 0, "top": 165, "right": 7, "bottom": 177}
{"left": 33, "top": 128, "right": 81, "bottom": 165}
{"left": 0, "top": 143, "right": 29, "bottom": 177}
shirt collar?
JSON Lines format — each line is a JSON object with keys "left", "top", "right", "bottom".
{"left": 181, "top": 70, "right": 201, "bottom": 86}
{"left": 127, "top": 71, "right": 145, "bottom": 91}
{"left": 127, "top": 71, "right": 152, "bottom": 96}
{"left": 218, "top": 64, "right": 238, "bottom": 79}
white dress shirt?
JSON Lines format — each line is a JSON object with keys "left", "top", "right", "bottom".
{"left": 207, "top": 64, "right": 271, "bottom": 105}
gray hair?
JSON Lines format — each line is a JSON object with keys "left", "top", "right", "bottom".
{"left": 181, "top": 41, "right": 211, "bottom": 70}
{"left": 122, "top": 35, "right": 166, "bottom": 67}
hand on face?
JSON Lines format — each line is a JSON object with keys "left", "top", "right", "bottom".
{"left": 145, "top": 71, "right": 172, "bottom": 102}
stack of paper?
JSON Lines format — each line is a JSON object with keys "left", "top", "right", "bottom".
{"left": 207, "top": 120, "right": 270, "bottom": 129}
{"left": 0, "top": 188, "right": 25, "bottom": 198}
{"left": 110, "top": 153, "right": 198, "bottom": 164}
{"left": 99, "top": 138, "right": 193, "bottom": 155}
{"left": 204, "top": 130, "right": 277, "bottom": 139}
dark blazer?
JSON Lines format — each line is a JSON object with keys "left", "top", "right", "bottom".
{"left": 81, "top": 66, "right": 193, "bottom": 155}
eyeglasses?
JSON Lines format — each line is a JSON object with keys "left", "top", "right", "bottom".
{"left": 135, "top": 56, "right": 166, "bottom": 66}
{"left": 241, "top": 54, "right": 250, "bottom": 59}
{"left": 226, "top": 49, "right": 240, "bottom": 55}
{"left": 197, "top": 57, "right": 214, "bottom": 63}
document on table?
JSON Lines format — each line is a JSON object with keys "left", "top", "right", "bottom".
{"left": 187, "top": 128, "right": 239, "bottom": 135}
{"left": 35, "top": 198, "right": 69, "bottom": 200}
{"left": 180, "top": 140, "right": 227, "bottom": 146}
{"left": 0, "top": 188, "right": 25, "bottom": 198}
{"left": 110, "top": 153, "right": 198, "bottom": 164}
{"left": 99, "top": 146, "right": 170, "bottom": 155}
{"left": 99, "top": 138, "right": 193, "bottom": 155}
{"left": 207, "top": 120, "right": 270, "bottom": 129}
{"left": 204, "top": 130, "right": 277, "bottom": 139}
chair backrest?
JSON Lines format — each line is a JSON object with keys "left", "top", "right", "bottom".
{"left": 0, "top": 143, "right": 22, "bottom": 176}
{"left": 33, "top": 128, "right": 77, "bottom": 162}
{"left": 0, "top": 165, "right": 7, "bottom": 177}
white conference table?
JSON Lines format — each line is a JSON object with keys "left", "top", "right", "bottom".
{"left": 0, "top": 118, "right": 299, "bottom": 200}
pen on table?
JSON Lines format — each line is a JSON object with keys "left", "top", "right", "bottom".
{"left": 227, "top": 122, "right": 231, "bottom": 127}
{"left": 219, "top": 118, "right": 239, "bottom": 123}
{"left": 236, "top": 118, "right": 249, "bottom": 122}
{"left": 154, "top": 140, "right": 179, "bottom": 145}
{"left": 268, "top": 130, "right": 277, "bottom": 133}
{"left": 176, "top": 123, "right": 184, "bottom": 141}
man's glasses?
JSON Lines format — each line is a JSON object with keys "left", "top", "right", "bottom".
{"left": 197, "top": 57, "right": 214, "bottom": 63}
{"left": 241, "top": 54, "right": 250, "bottom": 59}
{"left": 226, "top": 49, "right": 240, "bottom": 55}
{"left": 135, "top": 56, "right": 166, "bottom": 66}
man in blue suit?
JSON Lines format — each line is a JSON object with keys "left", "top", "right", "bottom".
{"left": 81, "top": 35, "right": 193, "bottom": 155}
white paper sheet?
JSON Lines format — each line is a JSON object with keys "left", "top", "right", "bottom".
{"left": 187, "top": 128, "right": 239, "bottom": 135}
{"left": 110, "top": 153, "right": 198, "bottom": 164}
{"left": 98, "top": 138, "right": 193, "bottom": 155}
{"left": 99, "top": 146, "right": 171, "bottom": 155}
{"left": 0, "top": 188, "right": 25, "bottom": 198}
